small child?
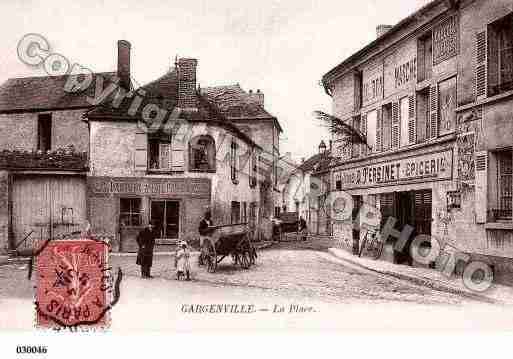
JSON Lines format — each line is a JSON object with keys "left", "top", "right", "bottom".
{"left": 175, "top": 241, "right": 191, "bottom": 281}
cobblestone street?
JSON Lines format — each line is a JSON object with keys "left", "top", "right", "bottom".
{"left": 3, "top": 241, "right": 513, "bottom": 330}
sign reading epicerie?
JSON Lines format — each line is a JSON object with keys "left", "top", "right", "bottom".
{"left": 334, "top": 149, "right": 453, "bottom": 189}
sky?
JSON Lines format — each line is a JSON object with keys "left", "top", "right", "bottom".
{"left": 0, "top": 0, "right": 430, "bottom": 162}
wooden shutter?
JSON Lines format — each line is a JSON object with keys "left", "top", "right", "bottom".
{"left": 134, "top": 131, "right": 148, "bottom": 170}
{"left": 391, "top": 102, "right": 399, "bottom": 148}
{"left": 417, "top": 38, "right": 426, "bottom": 82}
{"left": 487, "top": 27, "right": 499, "bottom": 97}
{"left": 159, "top": 143, "right": 171, "bottom": 170}
{"left": 361, "top": 113, "right": 367, "bottom": 156}
{"left": 376, "top": 108, "right": 382, "bottom": 152}
{"left": 475, "top": 151, "right": 488, "bottom": 223}
{"left": 408, "top": 94, "right": 416, "bottom": 144}
{"left": 171, "top": 136, "right": 185, "bottom": 171}
{"left": 429, "top": 84, "right": 438, "bottom": 139}
{"left": 476, "top": 30, "right": 487, "bottom": 98}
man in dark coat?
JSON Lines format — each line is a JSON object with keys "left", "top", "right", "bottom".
{"left": 136, "top": 222, "right": 157, "bottom": 278}
{"left": 299, "top": 216, "right": 308, "bottom": 241}
{"left": 198, "top": 210, "right": 214, "bottom": 265}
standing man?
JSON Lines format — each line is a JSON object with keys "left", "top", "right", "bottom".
{"left": 136, "top": 222, "right": 157, "bottom": 278}
{"left": 299, "top": 216, "right": 308, "bottom": 241}
{"left": 198, "top": 210, "right": 214, "bottom": 265}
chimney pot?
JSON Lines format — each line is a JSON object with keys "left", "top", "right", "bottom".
{"left": 248, "top": 88, "right": 264, "bottom": 107}
{"left": 117, "top": 40, "right": 131, "bottom": 91}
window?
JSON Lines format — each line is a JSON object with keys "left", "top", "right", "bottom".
{"left": 148, "top": 131, "right": 185, "bottom": 172}
{"left": 189, "top": 135, "right": 215, "bottom": 171}
{"left": 417, "top": 31, "right": 433, "bottom": 83}
{"left": 249, "top": 151, "right": 257, "bottom": 187}
{"left": 230, "top": 141, "right": 238, "bottom": 183}
{"left": 416, "top": 88, "right": 430, "bottom": 142}
{"left": 119, "top": 198, "right": 142, "bottom": 226}
{"left": 352, "top": 116, "right": 361, "bottom": 158}
{"left": 488, "top": 13, "right": 513, "bottom": 96}
{"left": 37, "top": 113, "right": 52, "bottom": 152}
{"left": 242, "top": 202, "right": 248, "bottom": 223}
{"left": 354, "top": 71, "right": 363, "bottom": 110}
{"left": 366, "top": 110, "right": 377, "bottom": 151}
{"left": 381, "top": 103, "right": 392, "bottom": 151}
{"left": 335, "top": 179, "right": 342, "bottom": 191}
{"left": 151, "top": 200, "right": 180, "bottom": 239}
{"left": 498, "top": 150, "right": 512, "bottom": 219}
{"left": 274, "top": 206, "right": 281, "bottom": 218}
{"left": 231, "top": 201, "right": 241, "bottom": 223}
{"left": 399, "top": 97, "right": 409, "bottom": 147}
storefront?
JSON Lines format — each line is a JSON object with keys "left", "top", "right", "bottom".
{"left": 332, "top": 145, "right": 454, "bottom": 264}
{"left": 87, "top": 177, "right": 211, "bottom": 252}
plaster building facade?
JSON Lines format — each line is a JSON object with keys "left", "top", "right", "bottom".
{"left": 0, "top": 40, "right": 282, "bottom": 253}
{"left": 322, "top": 0, "right": 513, "bottom": 282}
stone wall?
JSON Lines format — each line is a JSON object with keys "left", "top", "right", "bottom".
{"left": 0, "top": 171, "right": 9, "bottom": 254}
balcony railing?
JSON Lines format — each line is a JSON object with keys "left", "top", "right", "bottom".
{"left": 0, "top": 147, "right": 88, "bottom": 171}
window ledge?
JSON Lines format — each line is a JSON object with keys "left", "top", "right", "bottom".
{"left": 189, "top": 168, "right": 216, "bottom": 173}
{"left": 485, "top": 222, "right": 513, "bottom": 230}
{"left": 456, "top": 90, "right": 513, "bottom": 113}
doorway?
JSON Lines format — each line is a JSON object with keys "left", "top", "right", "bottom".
{"left": 150, "top": 200, "right": 180, "bottom": 239}
{"left": 352, "top": 195, "right": 363, "bottom": 255}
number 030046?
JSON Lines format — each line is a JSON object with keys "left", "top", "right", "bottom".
{"left": 16, "top": 345, "right": 48, "bottom": 354}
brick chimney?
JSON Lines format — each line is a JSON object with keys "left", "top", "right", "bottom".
{"left": 177, "top": 58, "right": 198, "bottom": 110}
{"left": 248, "top": 89, "right": 264, "bottom": 107}
{"left": 376, "top": 25, "right": 393, "bottom": 38}
{"left": 117, "top": 40, "right": 131, "bottom": 90}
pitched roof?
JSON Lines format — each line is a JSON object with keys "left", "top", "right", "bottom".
{"left": 0, "top": 72, "right": 116, "bottom": 113}
{"left": 297, "top": 152, "right": 334, "bottom": 173}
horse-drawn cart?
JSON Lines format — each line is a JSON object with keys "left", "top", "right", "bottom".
{"left": 202, "top": 223, "right": 256, "bottom": 273}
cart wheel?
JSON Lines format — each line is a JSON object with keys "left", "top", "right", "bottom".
{"left": 249, "top": 247, "right": 257, "bottom": 265}
{"left": 206, "top": 241, "right": 217, "bottom": 273}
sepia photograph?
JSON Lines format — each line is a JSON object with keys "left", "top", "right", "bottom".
{"left": 0, "top": 0, "right": 513, "bottom": 357}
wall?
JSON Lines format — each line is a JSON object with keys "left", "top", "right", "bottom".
{"left": 0, "top": 171, "right": 8, "bottom": 254}
{"left": 0, "top": 109, "right": 89, "bottom": 152}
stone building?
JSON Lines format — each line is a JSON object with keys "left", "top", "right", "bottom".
{"left": 0, "top": 40, "right": 282, "bottom": 253}
{"left": 321, "top": 0, "right": 513, "bottom": 281}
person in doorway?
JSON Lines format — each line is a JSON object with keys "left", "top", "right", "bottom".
{"left": 174, "top": 241, "right": 191, "bottom": 281}
{"left": 198, "top": 210, "right": 214, "bottom": 265}
{"left": 136, "top": 222, "right": 157, "bottom": 278}
{"left": 299, "top": 216, "right": 308, "bottom": 241}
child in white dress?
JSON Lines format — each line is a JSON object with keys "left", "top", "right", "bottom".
{"left": 175, "top": 241, "right": 191, "bottom": 280}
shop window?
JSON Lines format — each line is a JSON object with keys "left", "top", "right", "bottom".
{"left": 497, "top": 150, "right": 512, "bottom": 219}
{"left": 120, "top": 198, "right": 142, "bottom": 227}
{"left": 417, "top": 31, "right": 433, "bottom": 83}
{"left": 230, "top": 141, "right": 238, "bottom": 183}
{"left": 416, "top": 88, "right": 430, "bottom": 142}
{"left": 189, "top": 135, "right": 216, "bottom": 172}
{"left": 148, "top": 131, "right": 185, "bottom": 172}
{"left": 231, "top": 201, "right": 241, "bottom": 223}
{"left": 487, "top": 13, "right": 513, "bottom": 97}
{"left": 151, "top": 200, "right": 180, "bottom": 239}
{"left": 37, "top": 113, "right": 52, "bottom": 152}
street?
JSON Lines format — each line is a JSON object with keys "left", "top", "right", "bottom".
{"left": 1, "top": 240, "right": 513, "bottom": 330}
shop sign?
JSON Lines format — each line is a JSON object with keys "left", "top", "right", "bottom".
{"left": 334, "top": 149, "right": 453, "bottom": 189}
{"left": 88, "top": 177, "right": 210, "bottom": 197}
{"left": 394, "top": 57, "right": 416, "bottom": 88}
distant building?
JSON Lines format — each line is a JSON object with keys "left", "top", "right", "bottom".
{"left": 322, "top": 0, "right": 513, "bottom": 281}
{"left": 0, "top": 40, "right": 282, "bottom": 253}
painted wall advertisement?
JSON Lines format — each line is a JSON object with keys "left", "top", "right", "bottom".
{"left": 334, "top": 149, "right": 453, "bottom": 189}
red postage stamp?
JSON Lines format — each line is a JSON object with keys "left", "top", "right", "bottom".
{"left": 35, "top": 239, "right": 110, "bottom": 329}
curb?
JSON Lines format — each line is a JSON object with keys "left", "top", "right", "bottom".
{"left": 328, "top": 248, "right": 501, "bottom": 305}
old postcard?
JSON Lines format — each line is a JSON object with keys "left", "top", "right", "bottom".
{"left": 1, "top": 0, "right": 513, "bottom": 357}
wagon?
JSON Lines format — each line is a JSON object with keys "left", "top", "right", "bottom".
{"left": 201, "top": 223, "right": 257, "bottom": 273}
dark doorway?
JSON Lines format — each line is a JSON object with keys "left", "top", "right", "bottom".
{"left": 151, "top": 200, "right": 180, "bottom": 239}
{"left": 352, "top": 195, "right": 363, "bottom": 255}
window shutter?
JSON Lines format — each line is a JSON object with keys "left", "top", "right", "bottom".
{"left": 429, "top": 84, "right": 438, "bottom": 139}
{"left": 376, "top": 108, "right": 382, "bottom": 152}
{"left": 134, "top": 131, "right": 148, "bottom": 170}
{"left": 408, "top": 94, "right": 416, "bottom": 144}
{"left": 391, "top": 102, "right": 399, "bottom": 148}
{"left": 476, "top": 30, "right": 487, "bottom": 98}
{"left": 487, "top": 28, "right": 499, "bottom": 97}
{"left": 475, "top": 151, "right": 488, "bottom": 223}
{"left": 159, "top": 143, "right": 171, "bottom": 169}
{"left": 417, "top": 38, "right": 426, "bottom": 82}
{"left": 171, "top": 137, "right": 185, "bottom": 171}
{"left": 361, "top": 113, "right": 367, "bottom": 156}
